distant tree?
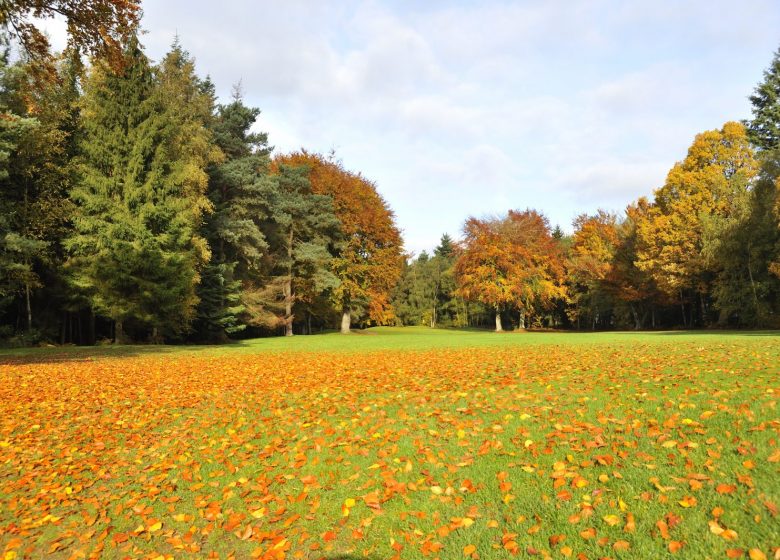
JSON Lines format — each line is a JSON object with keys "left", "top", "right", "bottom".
{"left": 609, "top": 200, "right": 665, "bottom": 329}
{"left": 434, "top": 233, "right": 454, "bottom": 258}
{"left": 262, "top": 163, "right": 340, "bottom": 336}
{"left": 274, "top": 151, "right": 404, "bottom": 333}
{"left": 635, "top": 122, "right": 758, "bottom": 326}
{"left": 566, "top": 211, "right": 619, "bottom": 329}
{"left": 455, "top": 210, "right": 564, "bottom": 331}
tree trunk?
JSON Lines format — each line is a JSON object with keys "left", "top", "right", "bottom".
{"left": 88, "top": 310, "right": 96, "bottom": 345}
{"left": 25, "top": 282, "right": 32, "bottom": 332}
{"left": 630, "top": 303, "right": 641, "bottom": 330}
{"left": 699, "top": 293, "right": 707, "bottom": 327}
{"left": 680, "top": 290, "right": 687, "bottom": 328}
{"left": 284, "top": 227, "right": 294, "bottom": 337}
{"left": 747, "top": 242, "right": 760, "bottom": 318}
{"left": 283, "top": 277, "right": 293, "bottom": 337}
{"left": 495, "top": 308, "right": 503, "bottom": 332}
{"left": 60, "top": 311, "right": 67, "bottom": 344}
{"left": 115, "top": 320, "right": 126, "bottom": 344}
{"left": 518, "top": 310, "right": 525, "bottom": 329}
{"left": 340, "top": 308, "right": 351, "bottom": 334}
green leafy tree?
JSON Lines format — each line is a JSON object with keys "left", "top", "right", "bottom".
{"left": 0, "top": 39, "right": 74, "bottom": 337}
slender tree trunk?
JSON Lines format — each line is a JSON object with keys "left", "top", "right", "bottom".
{"left": 690, "top": 299, "right": 695, "bottom": 328}
{"left": 518, "top": 310, "right": 525, "bottom": 330}
{"left": 284, "top": 227, "right": 294, "bottom": 337}
{"left": 60, "top": 311, "right": 67, "bottom": 344}
{"left": 115, "top": 319, "right": 125, "bottom": 344}
{"left": 306, "top": 311, "right": 312, "bottom": 335}
{"left": 25, "top": 282, "right": 32, "bottom": 332}
{"left": 680, "top": 290, "right": 687, "bottom": 328}
{"left": 630, "top": 303, "right": 641, "bottom": 330}
{"left": 340, "top": 307, "right": 351, "bottom": 334}
{"left": 699, "top": 293, "right": 707, "bottom": 327}
{"left": 495, "top": 308, "right": 503, "bottom": 332}
{"left": 77, "top": 313, "right": 83, "bottom": 344}
{"left": 283, "top": 278, "right": 293, "bottom": 337}
{"left": 88, "top": 310, "right": 95, "bottom": 345}
{"left": 747, "top": 242, "right": 760, "bottom": 317}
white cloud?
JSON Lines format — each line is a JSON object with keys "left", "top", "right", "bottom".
{"left": 27, "top": 0, "right": 780, "bottom": 252}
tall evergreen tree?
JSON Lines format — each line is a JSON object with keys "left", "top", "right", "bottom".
{"left": 261, "top": 164, "right": 340, "bottom": 336}
{"left": 67, "top": 37, "right": 214, "bottom": 341}
{"left": 195, "top": 86, "right": 272, "bottom": 339}
{"left": 746, "top": 47, "right": 780, "bottom": 151}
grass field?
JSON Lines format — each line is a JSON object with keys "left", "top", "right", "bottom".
{"left": 1, "top": 328, "right": 778, "bottom": 559}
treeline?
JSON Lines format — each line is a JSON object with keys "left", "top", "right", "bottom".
{"left": 0, "top": 34, "right": 403, "bottom": 345}
{"left": 392, "top": 48, "right": 780, "bottom": 331}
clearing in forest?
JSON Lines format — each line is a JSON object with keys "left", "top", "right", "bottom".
{"left": 0, "top": 329, "right": 778, "bottom": 559}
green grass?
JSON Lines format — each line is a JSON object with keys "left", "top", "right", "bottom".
{"left": 2, "top": 325, "right": 778, "bottom": 360}
{"left": 0, "top": 328, "right": 778, "bottom": 559}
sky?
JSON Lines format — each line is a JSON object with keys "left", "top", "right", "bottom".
{"left": 42, "top": 0, "right": 780, "bottom": 255}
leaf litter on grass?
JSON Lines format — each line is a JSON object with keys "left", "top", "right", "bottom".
{"left": 0, "top": 337, "right": 778, "bottom": 559}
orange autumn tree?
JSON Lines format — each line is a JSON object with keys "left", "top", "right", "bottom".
{"left": 1, "top": 0, "right": 141, "bottom": 82}
{"left": 635, "top": 121, "right": 758, "bottom": 325}
{"left": 274, "top": 152, "right": 404, "bottom": 333}
{"left": 455, "top": 209, "right": 565, "bottom": 331}
{"left": 566, "top": 211, "right": 620, "bottom": 328}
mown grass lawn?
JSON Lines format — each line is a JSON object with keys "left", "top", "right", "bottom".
{"left": 1, "top": 328, "right": 778, "bottom": 559}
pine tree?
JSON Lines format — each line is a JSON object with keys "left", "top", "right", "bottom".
{"left": 67, "top": 37, "right": 215, "bottom": 341}
{"left": 195, "top": 86, "right": 272, "bottom": 339}
{"left": 262, "top": 163, "right": 340, "bottom": 336}
{"left": 746, "top": 47, "right": 780, "bottom": 151}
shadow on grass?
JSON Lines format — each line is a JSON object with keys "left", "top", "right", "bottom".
{"left": 610, "top": 329, "right": 780, "bottom": 337}
{"left": 0, "top": 343, "right": 202, "bottom": 366}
